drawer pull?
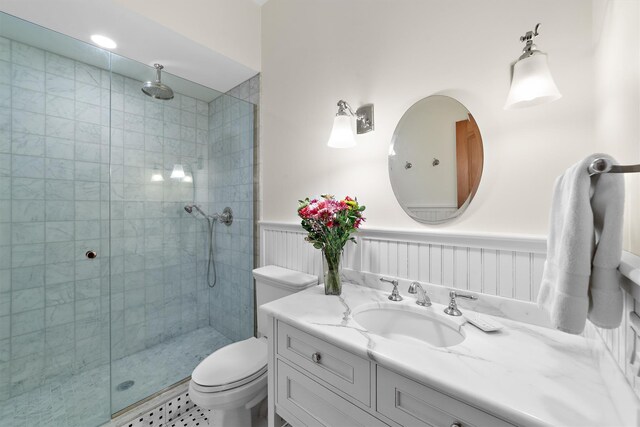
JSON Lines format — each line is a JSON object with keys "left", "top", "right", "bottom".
{"left": 451, "top": 423, "right": 462, "bottom": 427}
{"left": 311, "top": 352, "right": 321, "bottom": 363}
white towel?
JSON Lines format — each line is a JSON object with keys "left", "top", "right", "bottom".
{"left": 537, "top": 154, "right": 624, "bottom": 334}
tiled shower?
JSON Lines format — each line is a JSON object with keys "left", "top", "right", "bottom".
{"left": 0, "top": 12, "right": 255, "bottom": 427}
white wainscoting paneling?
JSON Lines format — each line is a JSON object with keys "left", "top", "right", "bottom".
{"left": 406, "top": 205, "right": 458, "bottom": 222}
{"left": 260, "top": 222, "right": 547, "bottom": 303}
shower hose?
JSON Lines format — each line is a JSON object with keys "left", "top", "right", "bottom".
{"left": 205, "top": 216, "right": 217, "bottom": 288}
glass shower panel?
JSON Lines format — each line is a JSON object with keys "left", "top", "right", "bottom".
{"left": 0, "top": 12, "right": 112, "bottom": 427}
{"left": 108, "top": 54, "right": 239, "bottom": 414}
{"left": 208, "top": 94, "right": 255, "bottom": 342}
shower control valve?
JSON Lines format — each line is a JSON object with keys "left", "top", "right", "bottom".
{"left": 218, "top": 207, "right": 233, "bottom": 226}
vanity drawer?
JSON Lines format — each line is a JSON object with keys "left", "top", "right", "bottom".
{"left": 277, "top": 321, "right": 371, "bottom": 406}
{"left": 277, "top": 360, "right": 388, "bottom": 427}
{"left": 376, "top": 366, "right": 514, "bottom": 427}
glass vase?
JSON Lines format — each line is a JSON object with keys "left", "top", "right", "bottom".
{"left": 322, "top": 249, "right": 342, "bottom": 295}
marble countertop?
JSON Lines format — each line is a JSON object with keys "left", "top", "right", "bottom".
{"left": 260, "top": 282, "right": 632, "bottom": 427}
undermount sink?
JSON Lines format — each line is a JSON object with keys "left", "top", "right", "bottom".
{"left": 352, "top": 303, "right": 465, "bottom": 348}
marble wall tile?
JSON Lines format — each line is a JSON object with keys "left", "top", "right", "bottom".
{"left": 45, "top": 281, "right": 74, "bottom": 306}
{"left": 12, "top": 111, "right": 45, "bottom": 136}
{"left": 45, "top": 136, "right": 74, "bottom": 160}
{"left": 45, "top": 73, "right": 74, "bottom": 99}
{"left": 75, "top": 63, "right": 101, "bottom": 87}
{"left": 12, "top": 64, "right": 45, "bottom": 92}
{"left": 12, "top": 244, "right": 44, "bottom": 268}
{"left": 12, "top": 309, "right": 44, "bottom": 336}
{"left": 45, "top": 199, "right": 75, "bottom": 221}
{"left": 11, "top": 286, "right": 44, "bottom": 313}
{"left": 12, "top": 200, "right": 45, "bottom": 222}
{"left": 12, "top": 87, "right": 45, "bottom": 114}
{"left": 12, "top": 222, "right": 44, "bottom": 245}
{"left": 10, "top": 352, "right": 45, "bottom": 392}
{"left": 12, "top": 42, "right": 44, "bottom": 71}
{"left": 0, "top": 247, "right": 9, "bottom": 270}
{"left": 0, "top": 37, "right": 9, "bottom": 62}
{"left": 75, "top": 121, "right": 101, "bottom": 143}
{"left": 45, "top": 221, "right": 75, "bottom": 242}
{"left": 75, "top": 101, "right": 101, "bottom": 125}
{"left": 45, "top": 302, "right": 74, "bottom": 328}
{"left": 45, "top": 52, "right": 74, "bottom": 77}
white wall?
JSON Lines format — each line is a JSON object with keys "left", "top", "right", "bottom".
{"left": 116, "top": 0, "right": 262, "bottom": 71}
{"left": 593, "top": 0, "right": 640, "bottom": 254}
{"left": 261, "top": 0, "right": 596, "bottom": 235}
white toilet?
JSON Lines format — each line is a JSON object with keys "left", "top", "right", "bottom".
{"left": 189, "top": 265, "right": 318, "bottom": 426}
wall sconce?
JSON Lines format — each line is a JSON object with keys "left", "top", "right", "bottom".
{"left": 170, "top": 164, "right": 185, "bottom": 179}
{"left": 150, "top": 165, "right": 164, "bottom": 182}
{"left": 327, "top": 100, "right": 374, "bottom": 148}
{"left": 504, "top": 23, "right": 561, "bottom": 109}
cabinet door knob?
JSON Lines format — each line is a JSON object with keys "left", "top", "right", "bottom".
{"left": 311, "top": 352, "right": 321, "bottom": 363}
{"left": 451, "top": 423, "right": 462, "bottom": 427}
{"left": 85, "top": 250, "right": 97, "bottom": 259}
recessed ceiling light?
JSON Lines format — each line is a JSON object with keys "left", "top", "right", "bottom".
{"left": 90, "top": 34, "right": 117, "bottom": 49}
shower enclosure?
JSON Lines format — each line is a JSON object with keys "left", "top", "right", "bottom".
{"left": 0, "top": 12, "right": 255, "bottom": 427}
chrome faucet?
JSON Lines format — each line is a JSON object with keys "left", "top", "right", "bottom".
{"left": 380, "top": 277, "right": 402, "bottom": 301}
{"left": 444, "top": 290, "right": 477, "bottom": 316}
{"left": 408, "top": 282, "right": 431, "bottom": 307}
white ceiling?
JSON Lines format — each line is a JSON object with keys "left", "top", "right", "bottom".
{"left": 0, "top": 0, "right": 259, "bottom": 93}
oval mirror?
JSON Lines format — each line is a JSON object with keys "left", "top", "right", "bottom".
{"left": 389, "top": 95, "right": 483, "bottom": 224}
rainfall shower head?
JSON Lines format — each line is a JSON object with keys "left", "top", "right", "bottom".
{"left": 142, "top": 64, "right": 174, "bottom": 100}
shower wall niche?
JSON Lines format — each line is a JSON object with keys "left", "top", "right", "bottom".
{"left": 0, "top": 12, "right": 255, "bottom": 427}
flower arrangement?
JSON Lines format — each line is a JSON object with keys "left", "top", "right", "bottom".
{"left": 298, "top": 195, "right": 366, "bottom": 295}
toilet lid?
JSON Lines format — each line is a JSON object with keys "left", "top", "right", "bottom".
{"left": 192, "top": 337, "right": 267, "bottom": 389}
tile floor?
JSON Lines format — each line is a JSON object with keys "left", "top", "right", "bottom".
{"left": 117, "top": 391, "right": 212, "bottom": 427}
{"left": 116, "top": 389, "right": 268, "bottom": 427}
{"left": 0, "top": 326, "right": 232, "bottom": 427}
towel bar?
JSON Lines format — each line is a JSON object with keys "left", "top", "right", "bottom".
{"left": 588, "top": 158, "right": 640, "bottom": 176}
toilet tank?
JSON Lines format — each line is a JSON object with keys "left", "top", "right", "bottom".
{"left": 253, "top": 265, "right": 318, "bottom": 337}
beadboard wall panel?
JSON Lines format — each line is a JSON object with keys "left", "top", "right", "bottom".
{"left": 260, "top": 222, "right": 547, "bottom": 303}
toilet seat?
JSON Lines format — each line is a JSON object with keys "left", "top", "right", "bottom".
{"left": 191, "top": 337, "right": 267, "bottom": 393}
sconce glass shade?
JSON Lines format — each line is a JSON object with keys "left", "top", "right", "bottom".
{"left": 504, "top": 53, "right": 561, "bottom": 109}
{"left": 182, "top": 174, "right": 193, "bottom": 183}
{"left": 327, "top": 115, "right": 356, "bottom": 148}
{"left": 170, "top": 164, "right": 185, "bottom": 179}
{"left": 150, "top": 170, "right": 164, "bottom": 182}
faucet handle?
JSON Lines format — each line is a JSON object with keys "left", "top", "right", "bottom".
{"left": 444, "top": 290, "right": 477, "bottom": 316}
{"left": 450, "top": 290, "right": 477, "bottom": 300}
{"left": 380, "top": 277, "right": 402, "bottom": 301}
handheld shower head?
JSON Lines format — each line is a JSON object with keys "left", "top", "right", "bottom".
{"left": 184, "top": 204, "right": 208, "bottom": 217}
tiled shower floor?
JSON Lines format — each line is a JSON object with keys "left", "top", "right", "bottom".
{"left": 0, "top": 326, "right": 232, "bottom": 427}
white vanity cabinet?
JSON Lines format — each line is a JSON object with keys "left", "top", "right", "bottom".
{"left": 268, "top": 319, "right": 515, "bottom": 427}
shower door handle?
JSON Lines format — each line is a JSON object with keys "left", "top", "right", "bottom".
{"left": 85, "top": 250, "right": 97, "bottom": 259}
